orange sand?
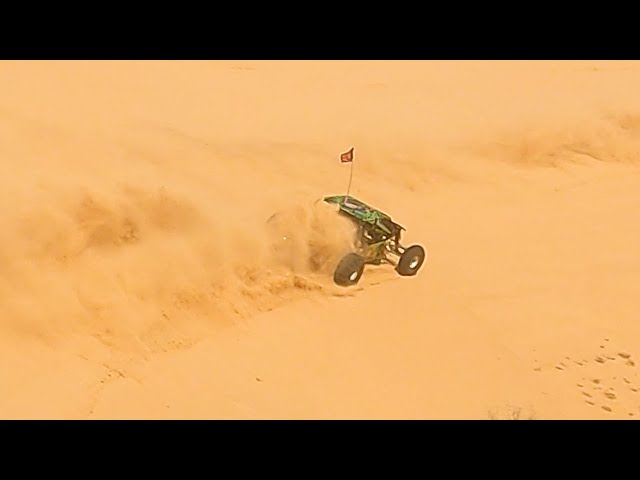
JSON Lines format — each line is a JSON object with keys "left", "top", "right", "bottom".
{"left": 1, "top": 60, "right": 639, "bottom": 419}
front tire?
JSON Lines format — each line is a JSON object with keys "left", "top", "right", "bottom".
{"left": 334, "top": 253, "right": 365, "bottom": 286}
{"left": 396, "top": 245, "right": 426, "bottom": 276}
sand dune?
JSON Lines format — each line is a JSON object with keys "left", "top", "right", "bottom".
{"left": 1, "top": 60, "right": 639, "bottom": 419}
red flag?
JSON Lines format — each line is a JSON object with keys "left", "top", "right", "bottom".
{"left": 340, "top": 147, "right": 354, "bottom": 163}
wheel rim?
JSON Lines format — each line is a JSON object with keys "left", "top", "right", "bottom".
{"left": 409, "top": 257, "right": 420, "bottom": 269}
{"left": 349, "top": 271, "right": 359, "bottom": 281}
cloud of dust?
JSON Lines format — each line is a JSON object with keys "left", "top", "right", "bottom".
{"left": 472, "top": 113, "right": 640, "bottom": 168}
{"left": 265, "top": 200, "right": 356, "bottom": 274}
{"left": 0, "top": 179, "right": 358, "bottom": 353}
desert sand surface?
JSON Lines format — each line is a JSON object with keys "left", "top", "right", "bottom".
{"left": 1, "top": 60, "right": 640, "bottom": 419}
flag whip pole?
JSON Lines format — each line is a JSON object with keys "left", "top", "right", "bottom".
{"left": 341, "top": 147, "right": 355, "bottom": 202}
{"left": 346, "top": 158, "right": 354, "bottom": 198}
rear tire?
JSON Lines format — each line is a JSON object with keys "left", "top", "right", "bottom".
{"left": 334, "top": 253, "right": 365, "bottom": 286}
{"left": 396, "top": 245, "right": 426, "bottom": 276}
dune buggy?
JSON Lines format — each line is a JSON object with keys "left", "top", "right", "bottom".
{"left": 323, "top": 195, "right": 426, "bottom": 286}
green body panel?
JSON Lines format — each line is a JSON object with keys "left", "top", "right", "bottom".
{"left": 323, "top": 195, "right": 404, "bottom": 236}
{"left": 323, "top": 195, "right": 408, "bottom": 263}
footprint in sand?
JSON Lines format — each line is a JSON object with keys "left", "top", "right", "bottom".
{"left": 562, "top": 350, "right": 635, "bottom": 412}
